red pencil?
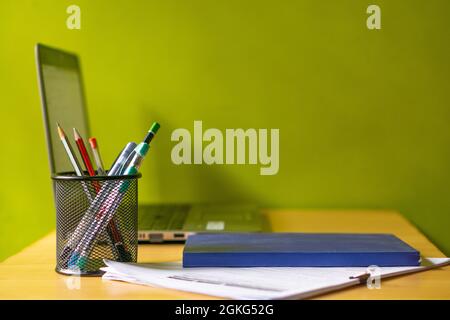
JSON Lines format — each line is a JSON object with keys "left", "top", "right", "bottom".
{"left": 73, "top": 128, "right": 97, "bottom": 178}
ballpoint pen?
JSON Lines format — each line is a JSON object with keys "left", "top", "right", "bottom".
{"left": 119, "top": 122, "right": 160, "bottom": 175}
{"left": 109, "top": 142, "right": 137, "bottom": 175}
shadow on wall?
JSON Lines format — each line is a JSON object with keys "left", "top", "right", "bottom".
{"left": 138, "top": 104, "right": 260, "bottom": 205}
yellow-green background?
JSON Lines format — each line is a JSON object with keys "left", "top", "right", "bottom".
{"left": 1, "top": 0, "right": 449, "bottom": 261}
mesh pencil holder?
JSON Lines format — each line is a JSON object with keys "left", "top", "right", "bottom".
{"left": 52, "top": 172, "right": 141, "bottom": 276}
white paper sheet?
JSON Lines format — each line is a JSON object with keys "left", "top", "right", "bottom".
{"left": 101, "top": 258, "right": 450, "bottom": 300}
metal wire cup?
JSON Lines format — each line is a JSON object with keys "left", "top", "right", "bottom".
{"left": 52, "top": 172, "right": 140, "bottom": 276}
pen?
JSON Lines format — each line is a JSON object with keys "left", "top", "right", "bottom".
{"left": 88, "top": 137, "right": 106, "bottom": 176}
{"left": 119, "top": 122, "right": 160, "bottom": 175}
{"left": 143, "top": 122, "right": 160, "bottom": 144}
{"left": 109, "top": 142, "right": 137, "bottom": 175}
{"left": 122, "top": 143, "right": 149, "bottom": 176}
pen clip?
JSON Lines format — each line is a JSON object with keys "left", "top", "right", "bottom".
{"left": 349, "top": 273, "right": 371, "bottom": 284}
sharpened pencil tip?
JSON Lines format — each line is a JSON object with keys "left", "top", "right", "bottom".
{"left": 57, "top": 123, "right": 65, "bottom": 139}
{"left": 73, "top": 127, "right": 81, "bottom": 140}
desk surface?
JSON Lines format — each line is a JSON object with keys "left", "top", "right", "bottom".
{"left": 0, "top": 210, "right": 449, "bottom": 299}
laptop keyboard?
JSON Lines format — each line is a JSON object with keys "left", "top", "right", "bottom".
{"left": 139, "top": 205, "right": 189, "bottom": 230}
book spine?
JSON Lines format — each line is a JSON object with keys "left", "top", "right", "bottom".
{"left": 182, "top": 252, "right": 421, "bottom": 268}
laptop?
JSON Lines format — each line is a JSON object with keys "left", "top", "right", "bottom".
{"left": 35, "top": 43, "right": 264, "bottom": 243}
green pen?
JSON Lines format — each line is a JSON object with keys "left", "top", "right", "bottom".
{"left": 73, "top": 123, "right": 160, "bottom": 269}
{"left": 120, "top": 142, "right": 150, "bottom": 192}
{"left": 143, "top": 122, "right": 160, "bottom": 144}
{"left": 119, "top": 122, "right": 160, "bottom": 175}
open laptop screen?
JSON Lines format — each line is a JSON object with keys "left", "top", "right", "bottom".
{"left": 36, "top": 44, "right": 90, "bottom": 175}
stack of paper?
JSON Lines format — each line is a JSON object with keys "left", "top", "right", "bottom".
{"left": 101, "top": 258, "right": 449, "bottom": 299}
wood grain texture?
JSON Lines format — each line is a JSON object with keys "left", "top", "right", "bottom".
{"left": 0, "top": 210, "right": 449, "bottom": 299}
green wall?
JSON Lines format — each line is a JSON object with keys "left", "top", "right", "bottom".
{"left": 1, "top": 0, "right": 449, "bottom": 261}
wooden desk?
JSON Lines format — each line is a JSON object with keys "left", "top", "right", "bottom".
{"left": 0, "top": 210, "right": 449, "bottom": 299}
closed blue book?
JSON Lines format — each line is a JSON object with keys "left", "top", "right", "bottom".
{"left": 183, "top": 233, "right": 420, "bottom": 267}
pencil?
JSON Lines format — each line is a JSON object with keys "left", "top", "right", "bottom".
{"left": 73, "top": 128, "right": 97, "bottom": 178}
{"left": 57, "top": 123, "right": 83, "bottom": 176}
{"left": 88, "top": 137, "right": 106, "bottom": 176}
{"left": 57, "top": 123, "right": 95, "bottom": 267}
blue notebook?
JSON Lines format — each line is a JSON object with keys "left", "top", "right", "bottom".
{"left": 183, "top": 233, "right": 420, "bottom": 267}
